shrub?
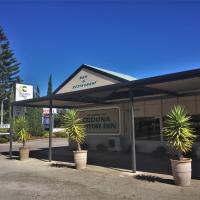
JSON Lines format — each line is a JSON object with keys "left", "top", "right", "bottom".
{"left": 63, "top": 109, "right": 86, "bottom": 151}
{"left": 0, "top": 128, "right": 9, "bottom": 133}
{"left": 54, "top": 131, "right": 67, "bottom": 138}
{"left": 26, "top": 107, "right": 43, "bottom": 136}
{"left": 14, "top": 116, "right": 30, "bottom": 147}
{"left": 163, "top": 105, "right": 196, "bottom": 159}
{"left": 38, "top": 130, "right": 49, "bottom": 138}
{"left": 0, "top": 135, "right": 9, "bottom": 143}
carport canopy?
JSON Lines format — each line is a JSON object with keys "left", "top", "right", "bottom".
{"left": 12, "top": 64, "right": 200, "bottom": 172}
{"left": 13, "top": 65, "right": 200, "bottom": 108}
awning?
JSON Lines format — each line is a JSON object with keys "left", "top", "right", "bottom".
{"left": 13, "top": 68, "right": 200, "bottom": 108}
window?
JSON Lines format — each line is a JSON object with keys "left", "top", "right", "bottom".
{"left": 135, "top": 117, "right": 160, "bottom": 140}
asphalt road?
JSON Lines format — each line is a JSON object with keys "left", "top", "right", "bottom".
{"left": 0, "top": 138, "right": 68, "bottom": 153}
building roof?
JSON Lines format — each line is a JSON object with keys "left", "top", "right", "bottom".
{"left": 53, "top": 64, "right": 136, "bottom": 94}
{"left": 84, "top": 64, "right": 136, "bottom": 81}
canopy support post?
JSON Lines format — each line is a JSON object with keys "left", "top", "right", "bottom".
{"left": 160, "top": 99, "right": 164, "bottom": 143}
{"left": 9, "top": 105, "right": 13, "bottom": 158}
{"left": 129, "top": 89, "right": 136, "bottom": 173}
{"left": 49, "top": 100, "right": 53, "bottom": 162}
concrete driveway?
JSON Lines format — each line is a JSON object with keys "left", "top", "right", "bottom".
{"left": 0, "top": 155, "right": 200, "bottom": 200}
{"left": 0, "top": 138, "right": 200, "bottom": 200}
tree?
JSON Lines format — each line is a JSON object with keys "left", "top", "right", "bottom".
{"left": 0, "top": 26, "right": 21, "bottom": 123}
{"left": 26, "top": 107, "right": 43, "bottom": 136}
{"left": 47, "top": 74, "right": 52, "bottom": 96}
{"left": 35, "top": 85, "right": 40, "bottom": 98}
{"left": 26, "top": 85, "right": 43, "bottom": 136}
{"left": 0, "top": 26, "right": 21, "bottom": 100}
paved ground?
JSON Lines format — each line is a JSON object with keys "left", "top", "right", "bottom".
{"left": 0, "top": 138, "right": 200, "bottom": 199}
{"left": 2, "top": 138, "right": 198, "bottom": 179}
{"left": 0, "top": 155, "right": 200, "bottom": 200}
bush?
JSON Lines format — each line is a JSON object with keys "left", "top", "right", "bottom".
{"left": 0, "top": 128, "right": 9, "bottom": 133}
{"left": 0, "top": 136, "right": 9, "bottom": 143}
{"left": 54, "top": 131, "right": 67, "bottom": 138}
{"left": 26, "top": 107, "right": 44, "bottom": 136}
{"left": 163, "top": 105, "right": 196, "bottom": 159}
{"left": 38, "top": 130, "right": 49, "bottom": 138}
{"left": 14, "top": 116, "right": 30, "bottom": 147}
{"left": 63, "top": 109, "right": 85, "bottom": 151}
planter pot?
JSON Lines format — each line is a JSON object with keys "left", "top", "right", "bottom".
{"left": 19, "top": 147, "right": 30, "bottom": 161}
{"left": 73, "top": 150, "right": 87, "bottom": 170}
{"left": 170, "top": 158, "right": 192, "bottom": 186}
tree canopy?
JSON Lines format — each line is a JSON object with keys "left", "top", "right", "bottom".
{"left": 47, "top": 74, "right": 52, "bottom": 96}
{"left": 0, "top": 26, "right": 21, "bottom": 101}
{"left": 0, "top": 26, "right": 21, "bottom": 123}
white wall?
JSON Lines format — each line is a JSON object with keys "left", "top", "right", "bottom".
{"left": 79, "top": 95, "right": 200, "bottom": 152}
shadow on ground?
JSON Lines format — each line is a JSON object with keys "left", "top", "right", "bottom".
{"left": 2, "top": 146, "right": 200, "bottom": 179}
{"left": 134, "top": 174, "right": 175, "bottom": 185}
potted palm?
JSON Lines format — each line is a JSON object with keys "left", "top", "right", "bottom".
{"left": 163, "top": 105, "right": 196, "bottom": 186}
{"left": 14, "top": 116, "right": 30, "bottom": 161}
{"left": 63, "top": 109, "right": 87, "bottom": 170}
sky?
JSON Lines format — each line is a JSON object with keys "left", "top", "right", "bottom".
{"left": 0, "top": 0, "right": 200, "bottom": 96}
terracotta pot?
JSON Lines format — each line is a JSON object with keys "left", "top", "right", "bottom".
{"left": 19, "top": 147, "right": 30, "bottom": 161}
{"left": 73, "top": 150, "right": 87, "bottom": 170}
{"left": 171, "top": 158, "right": 192, "bottom": 186}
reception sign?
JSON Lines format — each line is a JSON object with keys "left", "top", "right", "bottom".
{"left": 14, "top": 83, "right": 33, "bottom": 117}
{"left": 15, "top": 83, "right": 33, "bottom": 101}
{"left": 79, "top": 107, "right": 120, "bottom": 134}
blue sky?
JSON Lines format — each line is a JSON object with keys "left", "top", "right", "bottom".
{"left": 1, "top": 0, "right": 200, "bottom": 96}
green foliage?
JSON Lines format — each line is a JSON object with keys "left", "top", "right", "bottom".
{"left": 0, "top": 26, "right": 21, "bottom": 123}
{"left": 26, "top": 107, "right": 44, "bottom": 136}
{"left": 0, "top": 136, "right": 9, "bottom": 143}
{"left": 54, "top": 131, "right": 67, "bottom": 138}
{"left": 163, "top": 105, "right": 196, "bottom": 158}
{"left": 14, "top": 116, "right": 30, "bottom": 147}
{"left": 54, "top": 109, "right": 66, "bottom": 127}
{"left": 47, "top": 74, "right": 52, "bottom": 96}
{"left": 38, "top": 130, "right": 49, "bottom": 138}
{"left": 63, "top": 109, "right": 86, "bottom": 151}
{"left": 0, "top": 128, "right": 9, "bottom": 133}
{"left": 0, "top": 26, "right": 21, "bottom": 101}
{"left": 35, "top": 85, "right": 40, "bottom": 98}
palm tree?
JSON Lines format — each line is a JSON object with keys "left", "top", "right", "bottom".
{"left": 163, "top": 105, "right": 196, "bottom": 160}
{"left": 63, "top": 109, "right": 85, "bottom": 151}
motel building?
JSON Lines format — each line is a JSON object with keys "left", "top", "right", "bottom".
{"left": 13, "top": 64, "right": 200, "bottom": 172}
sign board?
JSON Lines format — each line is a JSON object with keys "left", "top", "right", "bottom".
{"left": 15, "top": 83, "right": 33, "bottom": 101}
{"left": 79, "top": 107, "right": 120, "bottom": 134}
{"left": 56, "top": 68, "right": 119, "bottom": 94}
{"left": 0, "top": 124, "right": 10, "bottom": 129}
